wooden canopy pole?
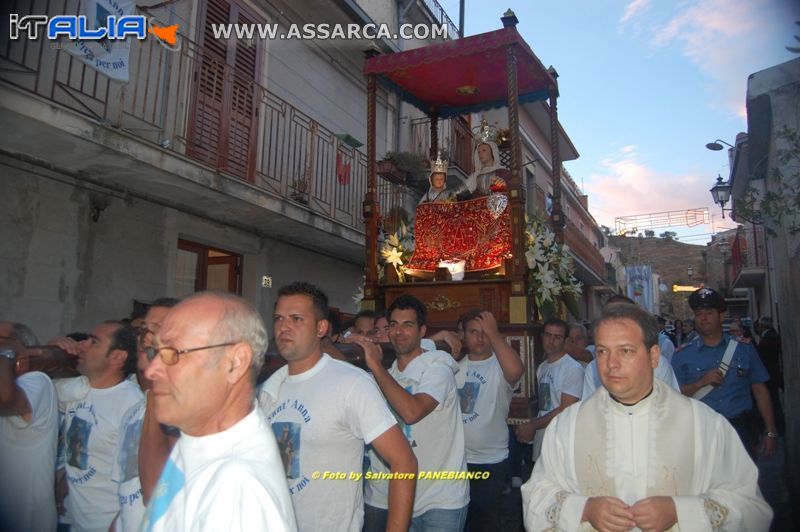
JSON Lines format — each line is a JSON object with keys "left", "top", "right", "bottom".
{"left": 429, "top": 110, "right": 439, "bottom": 159}
{"left": 362, "top": 49, "right": 380, "bottom": 309}
{"left": 505, "top": 25, "right": 530, "bottom": 324}
{"left": 548, "top": 84, "right": 565, "bottom": 245}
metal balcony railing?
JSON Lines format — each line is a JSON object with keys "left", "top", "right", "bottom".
{"left": 419, "top": 0, "right": 460, "bottom": 39}
{"left": 0, "top": 0, "right": 372, "bottom": 233}
{"left": 731, "top": 224, "right": 768, "bottom": 281}
{"left": 410, "top": 116, "right": 473, "bottom": 174}
{"left": 531, "top": 185, "right": 606, "bottom": 282}
{"left": 564, "top": 219, "right": 606, "bottom": 282}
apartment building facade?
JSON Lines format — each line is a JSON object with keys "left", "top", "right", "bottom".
{"left": 0, "top": 0, "right": 454, "bottom": 338}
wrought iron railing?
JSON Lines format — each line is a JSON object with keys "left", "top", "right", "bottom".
{"left": 564, "top": 220, "right": 606, "bottom": 282}
{"left": 0, "top": 0, "right": 370, "bottom": 233}
{"left": 410, "top": 116, "right": 473, "bottom": 174}
{"left": 531, "top": 185, "right": 606, "bottom": 282}
{"left": 731, "top": 224, "right": 767, "bottom": 280}
{"left": 419, "top": 0, "right": 460, "bottom": 39}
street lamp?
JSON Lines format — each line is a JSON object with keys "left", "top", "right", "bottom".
{"left": 710, "top": 175, "right": 733, "bottom": 218}
{"left": 705, "top": 139, "right": 736, "bottom": 151}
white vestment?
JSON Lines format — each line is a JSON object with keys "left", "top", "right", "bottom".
{"left": 521, "top": 380, "right": 772, "bottom": 531}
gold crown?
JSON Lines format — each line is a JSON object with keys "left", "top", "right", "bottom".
{"left": 475, "top": 118, "right": 499, "bottom": 144}
{"left": 430, "top": 151, "right": 448, "bottom": 174}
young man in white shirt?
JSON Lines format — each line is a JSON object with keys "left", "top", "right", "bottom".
{"left": 363, "top": 294, "right": 470, "bottom": 532}
{"left": 260, "top": 282, "right": 416, "bottom": 532}
{"left": 141, "top": 291, "right": 296, "bottom": 531}
{"left": 110, "top": 297, "right": 180, "bottom": 532}
{"left": 54, "top": 321, "right": 144, "bottom": 532}
{"left": 515, "top": 317, "right": 584, "bottom": 461}
{"left": 0, "top": 321, "right": 58, "bottom": 532}
{"left": 456, "top": 309, "right": 524, "bottom": 531}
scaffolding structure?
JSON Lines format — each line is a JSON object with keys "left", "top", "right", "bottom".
{"left": 614, "top": 208, "right": 710, "bottom": 235}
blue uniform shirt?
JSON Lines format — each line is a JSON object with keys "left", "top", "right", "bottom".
{"left": 672, "top": 334, "right": 769, "bottom": 419}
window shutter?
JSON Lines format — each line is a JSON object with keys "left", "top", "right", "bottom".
{"left": 188, "top": 0, "right": 259, "bottom": 181}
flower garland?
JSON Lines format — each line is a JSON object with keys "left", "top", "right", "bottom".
{"left": 524, "top": 215, "right": 583, "bottom": 318}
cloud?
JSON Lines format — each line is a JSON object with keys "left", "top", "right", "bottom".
{"left": 619, "top": 0, "right": 797, "bottom": 120}
{"left": 620, "top": 0, "right": 651, "bottom": 25}
{"left": 582, "top": 146, "right": 714, "bottom": 232}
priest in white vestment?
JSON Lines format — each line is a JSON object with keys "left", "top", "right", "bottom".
{"left": 521, "top": 303, "right": 772, "bottom": 532}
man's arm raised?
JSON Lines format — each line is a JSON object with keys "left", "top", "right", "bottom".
{"left": 478, "top": 311, "right": 524, "bottom": 384}
{"left": 358, "top": 338, "right": 439, "bottom": 425}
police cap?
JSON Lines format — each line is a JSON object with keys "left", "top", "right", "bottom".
{"left": 688, "top": 287, "right": 727, "bottom": 312}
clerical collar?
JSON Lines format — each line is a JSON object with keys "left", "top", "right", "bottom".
{"left": 610, "top": 386, "right": 654, "bottom": 407}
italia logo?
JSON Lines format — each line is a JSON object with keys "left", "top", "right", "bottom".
{"left": 9, "top": 14, "right": 180, "bottom": 50}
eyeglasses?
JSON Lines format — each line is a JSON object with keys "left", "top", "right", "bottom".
{"left": 144, "top": 343, "right": 236, "bottom": 366}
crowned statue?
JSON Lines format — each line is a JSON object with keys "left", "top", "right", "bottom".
{"left": 463, "top": 118, "right": 508, "bottom": 198}
{"left": 418, "top": 152, "right": 456, "bottom": 204}
{"left": 404, "top": 120, "right": 512, "bottom": 278}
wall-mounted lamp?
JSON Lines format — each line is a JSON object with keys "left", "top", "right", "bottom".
{"left": 705, "top": 139, "right": 735, "bottom": 151}
{"left": 709, "top": 174, "right": 733, "bottom": 218}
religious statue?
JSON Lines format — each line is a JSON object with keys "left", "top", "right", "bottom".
{"left": 462, "top": 119, "right": 508, "bottom": 198}
{"left": 418, "top": 152, "right": 456, "bottom": 205}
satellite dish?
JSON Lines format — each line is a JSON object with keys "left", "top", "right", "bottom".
{"left": 659, "top": 283, "right": 668, "bottom": 293}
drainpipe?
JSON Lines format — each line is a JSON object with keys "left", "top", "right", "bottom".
{"left": 459, "top": 0, "right": 464, "bottom": 38}
{"left": 157, "top": 7, "right": 176, "bottom": 146}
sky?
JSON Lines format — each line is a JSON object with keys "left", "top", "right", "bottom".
{"left": 438, "top": 0, "right": 800, "bottom": 244}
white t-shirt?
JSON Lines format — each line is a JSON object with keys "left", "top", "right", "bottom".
{"left": 258, "top": 354, "right": 396, "bottom": 532}
{"left": 56, "top": 377, "right": 144, "bottom": 532}
{"left": 365, "top": 350, "right": 470, "bottom": 516}
{"left": 0, "top": 372, "right": 58, "bottom": 532}
{"left": 111, "top": 397, "right": 146, "bottom": 532}
{"left": 141, "top": 407, "right": 296, "bottom": 532}
{"left": 533, "top": 354, "right": 584, "bottom": 459}
{"left": 456, "top": 354, "right": 515, "bottom": 464}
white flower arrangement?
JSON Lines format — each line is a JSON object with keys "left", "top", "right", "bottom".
{"left": 524, "top": 215, "right": 583, "bottom": 318}
{"left": 378, "top": 221, "right": 415, "bottom": 283}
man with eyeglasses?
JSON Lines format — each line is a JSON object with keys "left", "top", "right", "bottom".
{"left": 259, "top": 282, "right": 416, "bottom": 532}
{"left": 139, "top": 291, "right": 296, "bottom": 531}
{"left": 109, "top": 297, "right": 180, "bottom": 532}
{"left": 515, "top": 317, "right": 584, "bottom": 463}
{"left": 52, "top": 321, "right": 144, "bottom": 532}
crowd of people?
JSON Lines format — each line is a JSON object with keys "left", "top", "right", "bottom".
{"left": 0, "top": 283, "right": 783, "bottom": 531}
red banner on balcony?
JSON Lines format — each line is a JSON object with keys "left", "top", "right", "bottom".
{"left": 336, "top": 152, "right": 351, "bottom": 185}
{"left": 406, "top": 197, "right": 511, "bottom": 273}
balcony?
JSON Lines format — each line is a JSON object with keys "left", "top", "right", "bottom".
{"left": 731, "top": 224, "right": 768, "bottom": 288}
{"left": 410, "top": 116, "right": 473, "bottom": 175}
{"left": 564, "top": 220, "right": 607, "bottom": 285}
{"left": 0, "top": 1, "right": 395, "bottom": 261}
{"left": 419, "top": 0, "right": 460, "bottom": 40}
{"left": 530, "top": 185, "right": 606, "bottom": 285}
